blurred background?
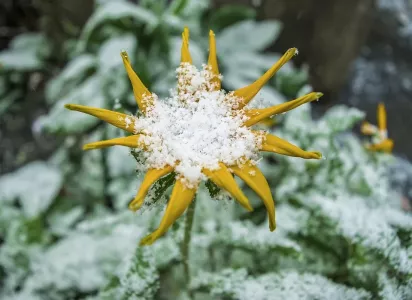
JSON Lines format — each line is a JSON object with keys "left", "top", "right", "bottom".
{"left": 1, "top": 0, "right": 412, "bottom": 299}
{"left": 2, "top": 0, "right": 412, "bottom": 175}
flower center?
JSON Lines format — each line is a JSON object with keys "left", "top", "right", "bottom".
{"left": 130, "top": 64, "right": 260, "bottom": 185}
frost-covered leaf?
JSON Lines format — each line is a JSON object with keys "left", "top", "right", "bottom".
{"left": 81, "top": 1, "right": 158, "bottom": 45}
{"left": 378, "top": 271, "right": 412, "bottom": 300}
{"left": 10, "top": 33, "right": 47, "bottom": 50}
{"left": 299, "top": 194, "right": 412, "bottom": 276}
{"left": 45, "top": 54, "right": 96, "bottom": 103}
{"left": 48, "top": 206, "right": 85, "bottom": 236}
{"left": 0, "top": 161, "right": 62, "bottom": 217}
{"left": 40, "top": 75, "right": 106, "bottom": 133}
{"left": 209, "top": 220, "right": 301, "bottom": 255}
{"left": 98, "top": 35, "right": 136, "bottom": 71}
{"left": 222, "top": 52, "right": 292, "bottom": 76}
{"left": 320, "top": 105, "right": 365, "bottom": 133}
{"left": 208, "top": 5, "right": 256, "bottom": 31}
{"left": 0, "top": 89, "right": 22, "bottom": 116}
{"left": 0, "top": 50, "right": 42, "bottom": 71}
{"left": 191, "top": 269, "right": 371, "bottom": 300}
{"left": 24, "top": 214, "right": 144, "bottom": 294}
{"left": 0, "top": 33, "right": 49, "bottom": 71}
{"left": 216, "top": 20, "right": 282, "bottom": 54}
{"left": 98, "top": 247, "right": 159, "bottom": 300}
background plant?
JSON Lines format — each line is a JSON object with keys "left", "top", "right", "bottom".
{"left": 0, "top": 0, "right": 410, "bottom": 299}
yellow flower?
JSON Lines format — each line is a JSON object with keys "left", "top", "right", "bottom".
{"left": 65, "top": 28, "right": 322, "bottom": 245}
{"left": 361, "top": 103, "right": 394, "bottom": 153}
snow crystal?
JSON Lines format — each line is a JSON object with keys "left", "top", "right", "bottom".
{"left": 128, "top": 63, "right": 260, "bottom": 186}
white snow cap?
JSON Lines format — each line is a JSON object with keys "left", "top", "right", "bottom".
{"left": 128, "top": 63, "right": 261, "bottom": 186}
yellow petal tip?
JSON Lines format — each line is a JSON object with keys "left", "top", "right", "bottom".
{"left": 311, "top": 151, "right": 322, "bottom": 159}
{"left": 315, "top": 92, "right": 324, "bottom": 98}
{"left": 183, "top": 27, "right": 190, "bottom": 39}
{"left": 288, "top": 48, "right": 298, "bottom": 57}
{"left": 139, "top": 232, "right": 158, "bottom": 246}
{"left": 64, "top": 104, "right": 75, "bottom": 110}
{"left": 128, "top": 200, "right": 143, "bottom": 212}
{"left": 120, "top": 50, "right": 129, "bottom": 61}
{"left": 82, "top": 144, "right": 95, "bottom": 151}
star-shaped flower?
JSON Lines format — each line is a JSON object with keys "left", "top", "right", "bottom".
{"left": 65, "top": 28, "right": 322, "bottom": 245}
{"left": 361, "top": 103, "right": 394, "bottom": 153}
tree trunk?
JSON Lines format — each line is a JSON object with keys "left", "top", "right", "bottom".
{"left": 212, "top": 0, "right": 375, "bottom": 104}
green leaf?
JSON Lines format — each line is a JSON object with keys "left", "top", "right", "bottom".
{"left": 0, "top": 89, "right": 22, "bottom": 116}
{"left": 0, "top": 161, "right": 63, "bottom": 218}
{"left": 41, "top": 75, "right": 106, "bottom": 133}
{"left": 208, "top": 5, "right": 256, "bottom": 31}
{"left": 0, "top": 50, "right": 42, "bottom": 72}
{"left": 275, "top": 66, "right": 309, "bottom": 98}
{"left": 0, "top": 33, "right": 50, "bottom": 72}
{"left": 168, "top": 0, "right": 189, "bottom": 15}
{"left": 45, "top": 54, "right": 96, "bottom": 104}
{"left": 80, "top": 1, "right": 158, "bottom": 45}
{"left": 144, "top": 172, "right": 176, "bottom": 207}
{"left": 191, "top": 269, "right": 371, "bottom": 299}
{"left": 98, "top": 34, "right": 137, "bottom": 71}
{"left": 216, "top": 20, "right": 282, "bottom": 54}
{"left": 98, "top": 247, "right": 159, "bottom": 299}
{"left": 323, "top": 105, "right": 365, "bottom": 133}
{"left": 206, "top": 179, "right": 221, "bottom": 198}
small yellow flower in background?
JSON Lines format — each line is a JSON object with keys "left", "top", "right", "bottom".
{"left": 361, "top": 103, "right": 394, "bottom": 153}
{"left": 65, "top": 27, "right": 322, "bottom": 245}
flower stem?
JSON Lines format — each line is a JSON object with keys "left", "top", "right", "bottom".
{"left": 181, "top": 197, "right": 197, "bottom": 293}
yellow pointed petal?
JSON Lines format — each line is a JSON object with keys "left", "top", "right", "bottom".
{"left": 129, "top": 166, "right": 174, "bottom": 211}
{"left": 377, "top": 103, "right": 387, "bottom": 132}
{"left": 361, "top": 121, "right": 378, "bottom": 136}
{"left": 258, "top": 117, "right": 276, "bottom": 127}
{"left": 181, "top": 27, "right": 192, "bottom": 64}
{"left": 203, "top": 163, "right": 253, "bottom": 211}
{"left": 120, "top": 51, "right": 152, "bottom": 113}
{"left": 258, "top": 132, "right": 322, "bottom": 159}
{"left": 83, "top": 135, "right": 145, "bottom": 151}
{"left": 208, "top": 30, "right": 221, "bottom": 90}
{"left": 139, "top": 179, "right": 197, "bottom": 246}
{"left": 244, "top": 92, "right": 323, "bottom": 127}
{"left": 367, "top": 138, "right": 394, "bottom": 153}
{"left": 233, "top": 48, "right": 297, "bottom": 109}
{"left": 65, "top": 104, "right": 135, "bottom": 133}
{"left": 231, "top": 161, "right": 276, "bottom": 231}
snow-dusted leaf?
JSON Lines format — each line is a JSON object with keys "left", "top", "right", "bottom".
{"left": 210, "top": 220, "right": 301, "bottom": 255}
{"left": 0, "top": 50, "right": 42, "bottom": 71}
{"left": 98, "top": 35, "right": 136, "bottom": 71}
{"left": 10, "top": 33, "right": 47, "bottom": 50}
{"left": 25, "top": 214, "right": 143, "bottom": 294}
{"left": 191, "top": 269, "right": 371, "bottom": 300}
{"left": 0, "top": 161, "right": 62, "bottom": 217}
{"left": 208, "top": 5, "right": 256, "bottom": 31}
{"left": 320, "top": 105, "right": 365, "bottom": 133}
{"left": 81, "top": 1, "right": 158, "bottom": 44}
{"left": 98, "top": 247, "right": 159, "bottom": 299}
{"left": 40, "top": 75, "right": 106, "bottom": 133}
{"left": 45, "top": 54, "right": 96, "bottom": 103}
{"left": 0, "top": 33, "right": 49, "bottom": 71}
{"left": 216, "top": 20, "right": 282, "bottom": 54}
{"left": 0, "top": 90, "right": 22, "bottom": 116}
